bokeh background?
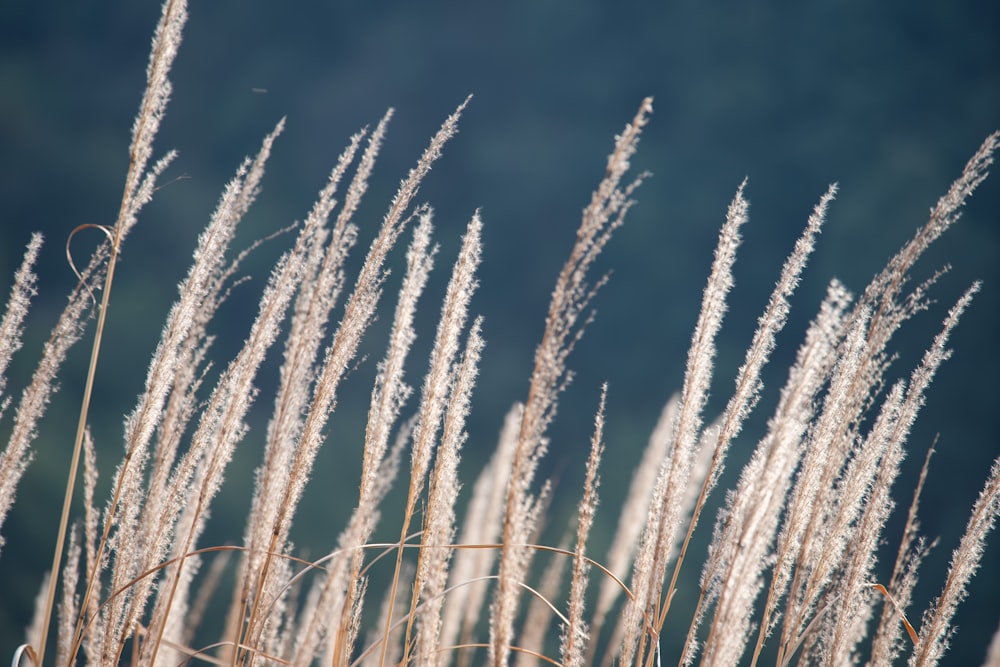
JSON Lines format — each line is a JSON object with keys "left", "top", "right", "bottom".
{"left": 1, "top": 1, "right": 997, "bottom": 663}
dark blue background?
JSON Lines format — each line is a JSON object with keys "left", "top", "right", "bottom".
{"left": 1, "top": 1, "right": 997, "bottom": 663}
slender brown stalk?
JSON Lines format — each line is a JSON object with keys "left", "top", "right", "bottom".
{"left": 389, "top": 213, "right": 483, "bottom": 667}
{"left": 290, "top": 101, "right": 470, "bottom": 667}
{"left": 493, "top": 97, "right": 651, "bottom": 667}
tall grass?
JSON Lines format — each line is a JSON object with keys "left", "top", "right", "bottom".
{"left": 2, "top": 1, "right": 998, "bottom": 665}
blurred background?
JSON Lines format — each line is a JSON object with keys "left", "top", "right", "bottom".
{"left": 1, "top": 1, "right": 997, "bottom": 663}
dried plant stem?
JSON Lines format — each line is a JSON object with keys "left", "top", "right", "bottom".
{"left": 43, "top": 1, "right": 188, "bottom": 663}
{"left": 2, "top": 10, "right": 996, "bottom": 661}
{"left": 621, "top": 183, "right": 748, "bottom": 667}
{"left": 493, "top": 97, "right": 651, "bottom": 667}
{"left": 386, "top": 213, "right": 483, "bottom": 667}
{"left": 44, "top": 246, "right": 114, "bottom": 666}
{"left": 54, "top": 141, "right": 173, "bottom": 663}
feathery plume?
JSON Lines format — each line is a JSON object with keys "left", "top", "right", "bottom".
{"left": 291, "top": 102, "right": 470, "bottom": 665}
{"left": 394, "top": 212, "right": 483, "bottom": 666}
{"left": 870, "top": 444, "right": 936, "bottom": 664}
{"left": 0, "top": 233, "right": 41, "bottom": 410}
{"left": 443, "top": 402, "right": 522, "bottom": 661}
{"left": 0, "top": 233, "right": 44, "bottom": 549}
{"left": 696, "top": 276, "right": 850, "bottom": 667}
{"left": 5, "top": 7, "right": 997, "bottom": 661}
{"left": 592, "top": 393, "right": 677, "bottom": 657}
{"left": 236, "top": 119, "right": 373, "bottom": 659}
{"left": 494, "top": 97, "right": 651, "bottom": 667}
{"left": 911, "top": 457, "right": 1000, "bottom": 666}
{"left": 415, "top": 316, "right": 486, "bottom": 665}
{"left": 560, "top": 385, "right": 606, "bottom": 667}
{"left": 620, "top": 179, "right": 747, "bottom": 665}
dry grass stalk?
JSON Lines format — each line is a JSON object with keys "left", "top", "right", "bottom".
{"left": 619, "top": 182, "right": 749, "bottom": 667}
{"left": 559, "top": 386, "right": 607, "bottom": 667}
{"left": 869, "top": 443, "right": 935, "bottom": 663}
{"left": 1, "top": 3, "right": 997, "bottom": 666}
{"left": 911, "top": 458, "right": 1000, "bottom": 666}
{"left": 493, "top": 97, "right": 652, "bottom": 667}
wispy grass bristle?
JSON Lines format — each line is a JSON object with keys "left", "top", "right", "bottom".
{"left": 1, "top": 2, "right": 996, "bottom": 666}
